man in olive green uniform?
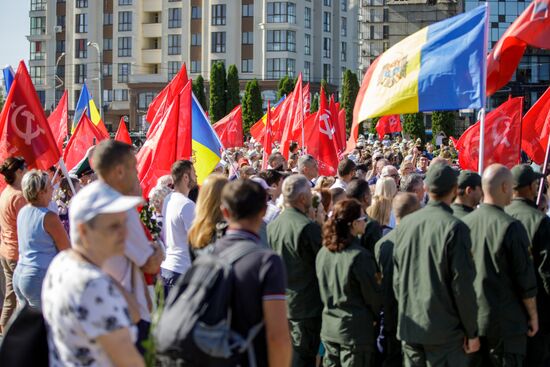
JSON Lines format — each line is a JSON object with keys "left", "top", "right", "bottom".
{"left": 463, "top": 164, "right": 538, "bottom": 366}
{"left": 267, "top": 174, "right": 323, "bottom": 367}
{"left": 451, "top": 170, "right": 482, "bottom": 219}
{"left": 504, "top": 164, "right": 550, "bottom": 366}
{"left": 346, "top": 179, "right": 383, "bottom": 254}
{"left": 393, "top": 163, "right": 480, "bottom": 366}
{"left": 375, "top": 193, "right": 421, "bottom": 367}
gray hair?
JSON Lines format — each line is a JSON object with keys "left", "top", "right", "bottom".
{"left": 297, "top": 154, "right": 317, "bottom": 173}
{"left": 282, "top": 174, "right": 311, "bottom": 204}
{"left": 22, "top": 169, "right": 50, "bottom": 203}
{"left": 400, "top": 173, "right": 424, "bottom": 193}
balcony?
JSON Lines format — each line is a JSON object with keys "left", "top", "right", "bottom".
{"left": 142, "top": 23, "right": 161, "bottom": 38}
{"left": 142, "top": 49, "right": 161, "bottom": 64}
{"left": 143, "top": 0, "right": 162, "bottom": 12}
{"left": 129, "top": 73, "right": 167, "bottom": 84}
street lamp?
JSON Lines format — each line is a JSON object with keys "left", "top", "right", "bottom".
{"left": 87, "top": 41, "right": 102, "bottom": 121}
{"left": 53, "top": 52, "right": 65, "bottom": 104}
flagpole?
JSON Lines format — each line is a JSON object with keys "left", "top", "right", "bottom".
{"left": 478, "top": 108, "right": 486, "bottom": 173}
{"left": 478, "top": 2, "right": 490, "bottom": 174}
{"left": 58, "top": 158, "right": 77, "bottom": 196}
{"left": 536, "top": 114, "right": 550, "bottom": 206}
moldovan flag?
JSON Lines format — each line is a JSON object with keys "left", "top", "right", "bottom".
{"left": 213, "top": 105, "right": 243, "bottom": 148}
{"left": 63, "top": 113, "right": 110, "bottom": 171}
{"left": 521, "top": 87, "right": 550, "bottom": 165}
{"left": 114, "top": 117, "right": 132, "bottom": 145}
{"left": 48, "top": 90, "right": 68, "bottom": 152}
{"left": 487, "top": 0, "right": 550, "bottom": 96}
{"left": 455, "top": 97, "right": 523, "bottom": 171}
{"left": 0, "top": 61, "right": 60, "bottom": 171}
{"left": 375, "top": 115, "right": 402, "bottom": 139}
{"left": 348, "top": 4, "right": 488, "bottom": 151}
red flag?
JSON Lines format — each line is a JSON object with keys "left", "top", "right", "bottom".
{"left": 261, "top": 102, "right": 272, "bottom": 170}
{"left": 303, "top": 83, "right": 311, "bottom": 116}
{"left": 330, "top": 95, "right": 346, "bottom": 157}
{"left": 176, "top": 81, "right": 193, "bottom": 160}
{"left": 455, "top": 97, "right": 523, "bottom": 170}
{"left": 250, "top": 118, "right": 265, "bottom": 143}
{"left": 63, "top": 113, "right": 109, "bottom": 171}
{"left": 521, "top": 87, "right": 550, "bottom": 164}
{"left": 487, "top": 0, "right": 550, "bottom": 96}
{"left": 303, "top": 113, "right": 319, "bottom": 158}
{"left": 114, "top": 117, "right": 132, "bottom": 145}
{"left": 252, "top": 94, "right": 290, "bottom": 143}
{"left": 47, "top": 90, "right": 68, "bottom": 153}
{"left": 213, "top": 105, "right": 243, "bottom": 148}
{"left": 280, "top": 74, "right": 303, "bottom": 158}
{"left": 0, "top": 61, "right": 60, "bottom": 170}
{"left": 375, "top": 115, "right": 402, "bottom": 140}
{"left": 317, "top": 88, "right": 339, "bottom": 176}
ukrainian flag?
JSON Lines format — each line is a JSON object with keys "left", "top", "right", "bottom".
{"left": 191, "top": 94, "right": 222, "bottom": 184}
{"left": 73, "top": 83, "right": 108, "bottom": 133}
{"left": 355, "top": 4, "right": 488, "bottom": 120}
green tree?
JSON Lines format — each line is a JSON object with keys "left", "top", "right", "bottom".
{"left": 369, "top": 117, "right": 380, "bottom": 135}
{"left": 209, "top": 61, "right": 227, "bottom": 123}
{"left": 310, "top": 93, "right": 319, "bottom": 113}
{"left": 277, "top": 76, "right": 295, "bottom": 100}
{"left": 341, "top": 70, "right": 360, "bottom": 132}
{"left": 320, "top": 79, "right": 329, "bottom": 95}
{"left": 192, "top": 75, "right": 207, "bottom": 111}
{"left": 242, "top": 79, "right": 263, "bottom": 133}
{"left": 225, "top": 64, "right": 240, "bottom": 114}
{"left": 431, "top": 111, "right": 456, "bottom": 142}
{"left": 403, "top": 113, "right": 426, "bottom": 142}
{"left": 0, "top": 92, "right": 4, "bottom": 114}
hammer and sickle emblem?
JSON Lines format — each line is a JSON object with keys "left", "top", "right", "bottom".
{"left": 319, "top": 113, "right": 333, "bottom": 140}
{"left": 11, "top": 104, "right": 45, "bottom": 145}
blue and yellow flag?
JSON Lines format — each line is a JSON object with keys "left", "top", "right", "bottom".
{"left": 355, "top": 4, "right": 488, "bottom": 120}
{"left": 191, "top": 94, "right": 222, "bottom": 184}
{"left": 73, "top": 83, "right": 108, "bottom": 133}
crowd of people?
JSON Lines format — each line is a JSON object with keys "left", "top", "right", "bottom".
{"left": 0, "top": 133, "right": 548, "bottom": 367}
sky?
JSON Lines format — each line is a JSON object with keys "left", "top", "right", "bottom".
{"left": 0, "top": 1, "right": 29, "bottom": 74}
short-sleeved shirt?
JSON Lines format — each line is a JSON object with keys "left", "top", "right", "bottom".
{"left": 0, "top": 185, "right": 27, "bottom": 260}
{"left": 161, "top": 192, "right": 196, "bottom": 274}
{"left": 42, "top": 251, "right": 134, "bottom": 367}
{"left": 17, "top": 205, "right": 58, "bottom": 269}
{"left": 214, "top": 229, "right": 286, "bottom": 366}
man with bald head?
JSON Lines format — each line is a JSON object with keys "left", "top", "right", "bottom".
{"left": 463, "top": 164, "right": 538, "bottom": 366}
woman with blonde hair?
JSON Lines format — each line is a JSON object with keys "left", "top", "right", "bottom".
{"left": 188, "top": 174, "right": 228, "bottom": 260}
{"left": 368, "top": 177, "right": 397, "bottom": 234}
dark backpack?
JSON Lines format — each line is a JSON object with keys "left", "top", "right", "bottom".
{"left": 154, "top": 240, "right": 264, "bottom": 367}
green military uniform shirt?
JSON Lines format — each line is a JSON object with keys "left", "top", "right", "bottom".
{"left": 462, "top": 204, "right": 537, "bottom": 341}
{"left": 267, "top": 207, "right": 323, "bottom": 319}
{"left": 374, "top": 230, "right": 398, "bottom": 333}
{"left": 361, "top": 217, "right": 382, "bottom": 255}
{"left": 316, "top": 238, "right": 382, "bottom": 345}
{"left": 393, "top": 201, "right": 478, "bottom": 345}
{"left": 505, "top": 198, "right": 550, "bottom": 333}
{"left": 451, "top": 203, "right": 474, "bottom": 219}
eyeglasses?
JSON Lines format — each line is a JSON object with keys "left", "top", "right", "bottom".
{"left": 355, "top": 216, "right": 368, "bottom": 222}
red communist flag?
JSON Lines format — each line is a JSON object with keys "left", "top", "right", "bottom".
{"left": 521, "top": 87, "right": 550, "bottom": 165}
{"left": 330, "top": 96, "right": 346, "bottom": 157}
{"left": 114, "top": 117, "right": 132, "bottom": 145}
{"left": 280, "top": 74, "right": 304, "bottom": 158}
{"left": 303, "top": 83, "right": 311, "bottom": 116}
{"left": 63, "top": 113, "right": 109, "bottom": 171}
{"left": 213, "top": 105, "right": 243, "bottom": 148}
{"left": 317, "top": 88, "right": 339, "bottom": 176}
{"left": 375, "top": 115, "right": 402, "bottom": 140}
{"left": 455, "top": 97, "right": 523, "bottom": 171}
{"left": 0, "top": 61, "right": 60, "bottom": 170}
{"left": 487, "top": 0, "right": 550, "bottom": 96}
{"left": 261, "top": 101, "right": 273, "bottom": 170}
{"left": 47, "top": 90, "right": 68, "bottom": 153}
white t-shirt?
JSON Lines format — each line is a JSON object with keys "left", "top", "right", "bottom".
{"left": 330, "top": 178, "right": 348, "bottom": 190}
{"left": 264, "top": 201, "right": 281, "bottom": 224}
{"left": 161, "top": 192, "right": 196, "bottom": 274}
{"left": 42, "top": 251, "right": 134, "bottom": 367}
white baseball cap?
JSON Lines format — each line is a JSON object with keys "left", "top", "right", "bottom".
{"left": 69, "top": 181, "right": 143, "bottom": 239}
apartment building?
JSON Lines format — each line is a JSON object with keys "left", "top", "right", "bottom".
{"left": 28, "top": 0, "right": 359, "bottom": 131}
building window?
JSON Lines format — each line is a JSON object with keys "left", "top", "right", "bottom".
{"left": 212, "top": 4, "right": 226, "bottom": 25}
{"left": 118, "top": 37, "right": 132, "bottom": 57}
{"left": 305, "top": 34, "right": 311, "bottom": 55}
{"left": 191, "top": 60, "right": 201, "bottom": 73}
{"left": 305, "top": 7, "right": 311, "bottom": 28}
{"left": 211, "top": 32, "right": 226, "bottom": 53}
{"left": 138, "top": 92, "right": 155, "bottom": 109}
{"left": 267, "top": 2, "right": 296, "bottom": 24}
{"left": 75, "top": 38, "right": 87, "bottom": 58}
{"left": 341, "top": 0, "right": 347, "bottom": 11}
{"left": 242, "top": 4, "right": 254, "bottom": 17}
{"left": 37, "top": 91, "right": 46, "bottom": 107}
{"left": 30, "top": 41, "right": 45, "bottom": 61}
{"left": 103, "top": 90, "right": 113, "bottom": 103}
{"left": 31, "top": 0, "right": 47, "bottom": 11}
{"left": 323, "top": 64, "right": 331, "bottom": 83}
{"left": 56, "top": 65, "right": 64, "bottom": 80}
{"left": 119, "top": 0, "right": 132, "bottom": 5}
{"left": 168, "top": 61, "right": 181, "bottom": 79}
{"left": 191, "top": 33, "right": 201, "bottom": 46}
{"left": 56, "top": 40, "right": 65, "bottom": 53}
{"left": 242, "top": 31, "right": 253, "bottom": 45}
{"left": 76, "top": 0, "right": 88, "bottom": 8}
{"left": 56, "top": 15, "right": 65, "bottom": 27}
{"left": 30, "top": 66, "right": 45, "bottom": 86}
{"left": 341, "top": 17, "right": 347, "bottom": 36}
{"left": 383, "top": 8, "right": 389, "bottom": 22}
{"left": 304, "top": 61, "right": 311, "bottom": 82}
{"left": 114, "top": 89, "right": 128, "bottom": 101}
{"left": 267, "top": 30, "right": 296, "bottom": 52}
{"left": 103, "top": 13, "right": 113, "bottom": 25}
{"left": 324, "top": 0, "right": 331, "bottom": 6}
{"left": 103, "top": 38, "right": 112, "bottom": 51}
{"left": 30, "top": 16, "right": 46, "bottom": 35}
{"left": 323, "top": 37, "right": 331, "bottom": 58}
{"left": 168, "top": 8, "right": 181, "bottom": 28}
{"left": 323, "top": 12, "right": 331, "bottom": 32}
{"left": 118, "top": 63, "right": 130, "bottom": 83}
{"left": 118, "top": 11, "right": 132, "bottom": 31}
{"left": 75, "top": 13, "right": 88, "bottom": 33}
{"left": 168, "top": 34, "right": 181, "bottom": 55}
{"left": 242, "top": 59, "right": 253, "bottom": 73}
{"left": 103, "top": 64, "right": 113, "bottom": 77}
{"left": 191, "top": 6, "right": 201, "bottom": 19}
{"left": 266, "top": 58, "right": 296, "bottom": 79}
{"left": 383, "top": 25, "right": 389, "bottom": 39}
{"left": 341, "top": 42, "right": 347, "bottom": 62}
{"left": 75, "top": 64, "right": 87, "bottom": 84}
